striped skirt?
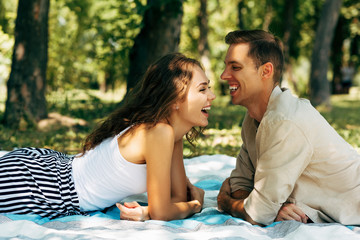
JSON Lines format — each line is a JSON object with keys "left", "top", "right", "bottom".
{"left": 0, "top": 147, "right": 86, "bottom": 219}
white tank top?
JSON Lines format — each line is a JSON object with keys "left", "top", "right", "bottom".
{"left": 72, "top": 126, "right": 147, "bottom": 211}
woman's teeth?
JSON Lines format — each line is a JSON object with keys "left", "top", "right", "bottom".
{"left": 202, "top": 106, "right": 211, "bottom": 113}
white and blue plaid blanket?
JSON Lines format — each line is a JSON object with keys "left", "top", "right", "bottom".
{"left": 0, "top": 152, "right": 359, "bottom": 239}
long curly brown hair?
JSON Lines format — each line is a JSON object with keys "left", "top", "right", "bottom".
{"left": 81, "top": 53, "right": 204, "bottom": 155}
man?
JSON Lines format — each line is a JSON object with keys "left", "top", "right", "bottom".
{"left": 217, "top": 29, "right": 360, "bottom": 226}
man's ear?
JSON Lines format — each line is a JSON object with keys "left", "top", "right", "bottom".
{"left": 261, "top": 62, "right": 274, "bottom": 79}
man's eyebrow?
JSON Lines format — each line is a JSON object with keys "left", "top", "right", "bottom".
{"left": 224, "top": 60, "right": 240, "bottom": 64}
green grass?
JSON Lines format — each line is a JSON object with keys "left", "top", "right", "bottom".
{"left": 1, "top": 87, "right": 360, "bottom": 157}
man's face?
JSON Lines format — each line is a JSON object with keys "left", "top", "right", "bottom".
{"left": 220, "top": 43, "right": 263, "bottom": 107}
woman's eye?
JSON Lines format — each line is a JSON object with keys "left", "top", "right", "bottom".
{"left": 200, "top": 86, "right": 211, "bottom": 92}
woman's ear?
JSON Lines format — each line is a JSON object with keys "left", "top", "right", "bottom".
{"left": 173, "top": 104, "right": 179, "bottom": 110}
{"left": 261, "top": 62, "right": 274, "bottom": 79}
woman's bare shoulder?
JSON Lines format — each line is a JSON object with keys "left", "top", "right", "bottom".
{"left": 145, "top": 123, "right": 174, "bottom": 141}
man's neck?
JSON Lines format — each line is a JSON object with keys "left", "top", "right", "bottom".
{"left": 247, "top": 85, "right": 277, "bottom": 122}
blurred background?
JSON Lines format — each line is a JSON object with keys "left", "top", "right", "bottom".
{"left": 0, "top": 0, "right": 359, "bottom": 156}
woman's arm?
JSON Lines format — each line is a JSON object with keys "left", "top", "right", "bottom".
{"left": 145, "top": 124, "right": 202, "bottom": 221}
{"left": 169, "top": 139, "right": 187, "bottom": 203}
{"left": 170, "top": 139, "right": 204, "bottom": 204}
{"left": 118, "top": 135, "right": 204, "bottom": 221}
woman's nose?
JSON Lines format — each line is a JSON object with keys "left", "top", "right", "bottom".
{"left": 209, "top": 90, "right": 216, "bottom": 101}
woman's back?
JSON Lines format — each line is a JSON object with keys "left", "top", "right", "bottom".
{"left": 73, "top": 126, "right": 147, "bottom": 211}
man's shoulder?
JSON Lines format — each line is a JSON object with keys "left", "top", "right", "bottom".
{"left": 266, "top": 89, "right": 315, "bottom": 123}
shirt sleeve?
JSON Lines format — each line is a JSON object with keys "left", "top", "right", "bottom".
{"left": 229, "top": 113, "right": 256, "bottom": 193}
{"left": 229, "top": 143, "right": 255, "bottom": 193}
{"left": 244, "top": 119, "right": 313, "bottom": 225}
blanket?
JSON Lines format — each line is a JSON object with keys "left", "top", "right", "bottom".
{"left": 0, "top": 151, "right": 359, "bottom": 240}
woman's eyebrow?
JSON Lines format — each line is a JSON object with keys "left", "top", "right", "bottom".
{"left": 197, "top": 81, "right": 209, "bottom": 87}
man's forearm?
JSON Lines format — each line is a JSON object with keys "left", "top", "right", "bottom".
{"left": 218, "top": 190, "right": 246, "bottom": 219}
{"left": 218, "top": 189, "right": 262, "bottom": 226}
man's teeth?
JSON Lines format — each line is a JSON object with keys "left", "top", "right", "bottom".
{"left": 229, "top": 86, "right": 238, "bottom": 91}
{"left": 202, "top": 107, "right": 211, "bottom": 111}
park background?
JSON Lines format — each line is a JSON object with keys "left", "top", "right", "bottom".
{"left": 0, "top": 0, "right": 359, "bottom": 157}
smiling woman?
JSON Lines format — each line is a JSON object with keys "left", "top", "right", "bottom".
{"left": 175, "top": 65, "right": 215, "bottom": 129}
{"left": 0, "top": 53, "right": 216, "bottom": 221}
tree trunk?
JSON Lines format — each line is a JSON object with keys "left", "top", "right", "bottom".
{"left": 197, "top": 0, "right": 213, "bottom": 84}
{"left": 237, "top": 0, "right": 245, "bottom": 30}
{"left": 126, "top": 0, "right": 184, "bottom": 93}
{"left": 309, "top": 0, "right": 342, "bottom": 107}
{"left": 331, "top": 16, "right": 346, "bottom": 94}
{"left": 282, "top": 0, "right": 296, "bottom": 65}
{"left": 262, "top": 0, "right": 273, "bottom": 31}
{"left": 281, "top": 0, "right": 297, "bottom": 91}
{"left": 3, "top": 0, "right": 49, "bottom": 129}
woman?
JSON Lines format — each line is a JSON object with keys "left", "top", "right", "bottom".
{"left": 0, "top": 53, "right": 216, "bottom": 221}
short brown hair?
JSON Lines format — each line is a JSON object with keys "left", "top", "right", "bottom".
{"left": 225, "top": 30, "right": 284, "bottom": 83}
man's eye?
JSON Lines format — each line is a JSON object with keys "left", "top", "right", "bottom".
{"left": 232, "top": 66, "right": 241, "bottom": 70}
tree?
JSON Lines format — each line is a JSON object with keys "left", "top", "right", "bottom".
{"left": 237, "top": 0, "right": 245, "bottom": 30}
{"left": 3, "top": 0, "right": 49, "bottom": 129}
{"left": 126, "top": 0, "right": 184, "bottom": 93}
{"left": 309, "top": 0, "right": 343, "bottom": 107}
{"left": 330, "top": 16, "right": 347, "bottom": 94}
{"left": 197, "top": 0, "right": 213, "bottom": 83}
{"left": 281, "top": 0, "right": 297, "bottom": 90}
{"left": 0, "top": 0, "right": 9, "bottom": 33}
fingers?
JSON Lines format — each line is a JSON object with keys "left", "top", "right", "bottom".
{"left": 116, "top": 202, "right": 123, "bottom": 210}
{"left": 124, "top": 201, "right": 141, "bottom": 208}
{"left": 275, "top": 203, "right": 309, "bottom": 223}
{"left": 117, "top": 202, "right": 144, "bottom": 221}
{"left": 292, "top": 206, "right": 308, "bottom": 223}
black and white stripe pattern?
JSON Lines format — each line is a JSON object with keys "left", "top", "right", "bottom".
{"left": 0, "top": 147, "right": 86, "bottom": 219}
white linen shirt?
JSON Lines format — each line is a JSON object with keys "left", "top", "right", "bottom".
{"left": 229, "top": 86, "right": 360, "bottom": 225}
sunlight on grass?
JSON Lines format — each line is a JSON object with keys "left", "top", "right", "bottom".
{"left": 0, "top": 87, "right": 360, "bottom": 156}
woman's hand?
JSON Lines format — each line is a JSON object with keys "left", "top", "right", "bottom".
{"left": 116, "top": 201, "right": 149, "bottom": 221}
{"left": 275, "top": 203, "right": 308, "bottom": 223}
{"left": 186, "top": 178, "right": 204, "bottom": 211}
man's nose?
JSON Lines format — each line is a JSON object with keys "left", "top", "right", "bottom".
{"left": 220, "top": 69, "right": 230, "bottom": 80}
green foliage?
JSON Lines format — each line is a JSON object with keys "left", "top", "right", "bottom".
{"left": 1, "top": 0, "right": 359, "bottom": 97}
{"left": 47, "top": 0, "right": 145, "bottom": 90}
{"left": 0, "top": 0, "right": 16, "bottom": 85}
{"left": 1, "top": 88, "right": 359, "bottom": 157}
{"left": 1, "top": 0, "right": 360, "bottom": 145}
{"left": 180, "top": 0, "right": 239, "bottom": 95}
{"left": 0, "top": 88, "right": 125, "bottom": 154}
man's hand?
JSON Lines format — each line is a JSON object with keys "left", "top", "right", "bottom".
{"left": 217, "top": 178, "right": 261, "bottom": 226}
{"left": 116, "top": 201, "right": 150, "bottom": 221}
{"left": 275, "top": 203, "right": 308, "bottom": 223}
{"left": 217, "top": 178, "right": 231, "bottom": 212}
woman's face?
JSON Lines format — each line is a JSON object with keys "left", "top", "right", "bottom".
{"left": 176, "top": 65, "right": 216, "bottom": 128}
